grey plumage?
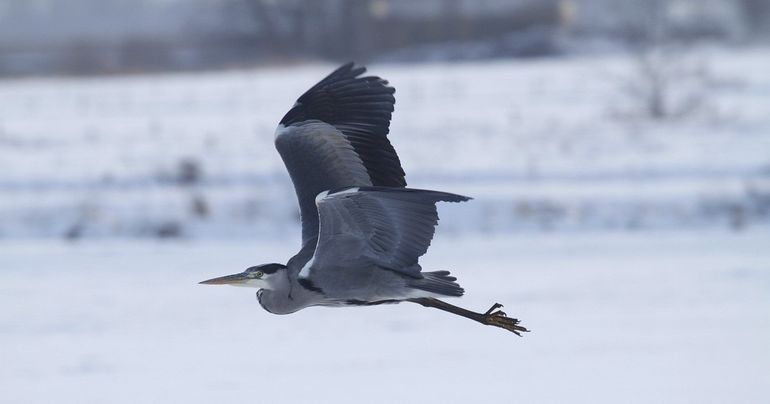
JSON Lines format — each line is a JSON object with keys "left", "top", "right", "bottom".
{"left": 310, "top": 187, "right": 469, "bottom": 279}
{"left": 200, "top": 63, "right": 528, "bottom": 335}
{"left": 275, "top": 120, "right": 373, "bottom": 246}
{"left": 256, "top": 185, "right": 469, "bottom": 315}
{"left": 275, "top": 62, "right": 404, "bottom": 248}
{"left": 299, "top": 187, "right": 469, "bottom": 303}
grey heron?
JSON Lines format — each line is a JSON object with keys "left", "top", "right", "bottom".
{"left": 200, "top": 63, "right": 528, "bottom": 335}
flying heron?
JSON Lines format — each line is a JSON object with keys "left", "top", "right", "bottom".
{"left": 200, "top": 63, "right": 528, "bottom": 335}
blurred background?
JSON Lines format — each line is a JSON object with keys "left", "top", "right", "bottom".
{"left": 1, "top": 0, "right": 770, "bottom": 238}
{"left": 1, "top": 1, "right": 769, "bottom": 403}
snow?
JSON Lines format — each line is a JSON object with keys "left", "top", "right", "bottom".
{"left": 1, "top": 47, "right": 770, "bottom": 238}
{"left": 1, "top": 231, "right": 769, "bottom": 403}
{"left": 1, "top": 46, "right": 770, "bottom": 402}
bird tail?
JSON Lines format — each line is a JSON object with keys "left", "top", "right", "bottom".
{"left": 410, "top": 271, "right": 464, "bottom": 297}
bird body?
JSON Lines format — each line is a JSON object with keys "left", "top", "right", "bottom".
{"left": 201, "top": 63, "right": 528, "bottom": 335}
{"left": 239, "top": 186, "right": 468, "bottom": 315}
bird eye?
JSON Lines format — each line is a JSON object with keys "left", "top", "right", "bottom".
{"left": 255, "top": 271, "right": 264, "bottom": 278}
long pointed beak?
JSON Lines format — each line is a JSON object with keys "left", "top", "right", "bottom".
{"left": 199, "top": 272, "right": 249, "bottom": 285}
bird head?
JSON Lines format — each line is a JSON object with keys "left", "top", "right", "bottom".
{"left": 199, "top": 263, "right": 286, "bottom": 289}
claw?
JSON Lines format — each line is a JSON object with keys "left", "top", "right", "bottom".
{"left": 411, "top": 298, "right": 528, "bottom": 337}
{"left": 483, "top": 303, "right": 504, "bottom": 316}
{"left": 482, "top": 312, "right": 529, "bottom": 336}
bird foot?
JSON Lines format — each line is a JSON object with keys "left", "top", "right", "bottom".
{"left": 481, "top": 303, "right": 529, "bottom": 336}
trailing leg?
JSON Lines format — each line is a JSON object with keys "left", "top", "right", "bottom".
{"left": 409, "top": 298, "right": 529, "bottom": 336}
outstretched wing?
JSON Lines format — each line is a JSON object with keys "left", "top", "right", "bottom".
{"left": 275, "top": 63, "right": 406, "bottom": 248}
{"left": 301, "top": 187, "right": 470, "bottom": 286}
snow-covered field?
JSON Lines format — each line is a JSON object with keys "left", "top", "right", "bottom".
{"left": 1, "top": 47, "right": 769, "bottom": 238}
{"left": 1, "top": 47, "right": 770, "bottom": 403}
{"left": 1, "top": 231, "right": 769, "bottom": 403}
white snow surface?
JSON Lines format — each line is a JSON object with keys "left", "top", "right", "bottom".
{"left": 1, "top": 231, "right": 769, "bottom": 403}
{"left": 1, "top": 47, "right": 770, "bottom": 238}
{"left": 1, "top": 46, "right": 770, "bottom": 402}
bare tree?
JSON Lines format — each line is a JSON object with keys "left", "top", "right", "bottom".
{"left": 617, "top": 44, "right": 712, "bottom": 120}
{"left": 612, "top": 0, "right": 714, "bottom": 121}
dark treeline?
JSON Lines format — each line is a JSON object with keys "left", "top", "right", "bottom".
{"left": 0, "top": 0, "right": 767, "bottom": 77}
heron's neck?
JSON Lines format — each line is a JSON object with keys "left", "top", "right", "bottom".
{"left": 257, "top": 272, "right": 315, "bottom": 314}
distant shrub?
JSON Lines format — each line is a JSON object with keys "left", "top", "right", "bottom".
{"left": 176, "top": 157, "right": 204, "bottom": 185}
{"left": 154, "top": 221, "right": 184, "bottom": 238}
{"left": 190, "top": 193, "right": 210, "bottom": 219}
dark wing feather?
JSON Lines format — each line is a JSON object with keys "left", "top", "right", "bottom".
{"left": 275, "top": 63, "right": 407, "bottom": 251}
{"left": 279, "top": 63, "right": 406, "bottom": 187}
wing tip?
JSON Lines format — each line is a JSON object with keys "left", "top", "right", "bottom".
{"left": 280, "top": 62, "right": 396, "bottom": 126}
{"left": 325, "top": 186, "right": 472, "bottom": 203}
{"left": 332, "top": 61, "right": 367, "bottom": 80}
{"left": 332, "top": 62, "right": 394, "bottom": 92}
